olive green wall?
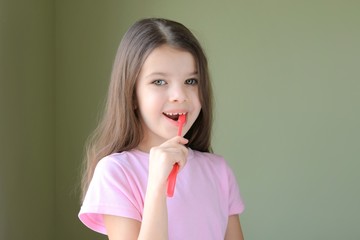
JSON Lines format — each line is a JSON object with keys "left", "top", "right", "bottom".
{"left": 2, "top": 0, "right": 359, "bottom": 239}
{"left": 0, "top": 0, "right": 55, "bottom": 239}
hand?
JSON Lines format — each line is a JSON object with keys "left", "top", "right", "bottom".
{"left": 147, "top": 136, "right": 189, "bottom": 192}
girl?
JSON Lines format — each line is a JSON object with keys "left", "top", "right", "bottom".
{"left": 79, "top": 18, "right": 245, "bottom": 240}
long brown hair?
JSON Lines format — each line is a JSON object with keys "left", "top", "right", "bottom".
{"left": 81, "top": 18, "right": 213, "bottom": 201}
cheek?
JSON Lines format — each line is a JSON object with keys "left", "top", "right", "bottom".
{"left": 191, "top": 90, "right": 202, "bottom": 110}
{"left": 137, "top": 91, "right": 162, "bottom": 116}
{"left": 136, "top": 87, "right": 150, "bottom": 108}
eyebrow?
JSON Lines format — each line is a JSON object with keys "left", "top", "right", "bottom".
{"left": 145, "top": 71, "right": 198, "bottom": 78}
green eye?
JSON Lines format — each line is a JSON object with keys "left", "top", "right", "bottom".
{"left": 153, "top": 80, "right": 166, "bottom": 85}
{"left": 185, "top": 78, "right": 198, "bottom": 85}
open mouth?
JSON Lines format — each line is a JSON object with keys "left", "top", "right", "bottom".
{"left": 163, "top": 112, "right": 186, "bottom": 121}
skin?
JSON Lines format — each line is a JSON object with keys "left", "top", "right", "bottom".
{"left": 103, "top": 44, "right": 244, "bottom": 240}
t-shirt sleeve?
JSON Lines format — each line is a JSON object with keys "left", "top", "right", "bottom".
{"left": 226, "top": 164, "right": 245, "bottom": 216}
{"left": 78, "top": 156, "right": 142, "bottom": 235}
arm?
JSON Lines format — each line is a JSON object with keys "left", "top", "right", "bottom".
{"left": 104, "top": 136, "right": 188, "bottom": 240}
{"left": 137, "top": 181, "right": 169, "bottom": 240}
{"left": 103, "top": 215, "right": 140, "bottom": 240}
{"left": 224, "top": 215, "right": 244, "bottom": 240}
{"left": 104, "top": 183, "right": 168, "bottom": 240}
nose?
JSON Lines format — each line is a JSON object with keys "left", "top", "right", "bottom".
{"left": 169, "top": 84, "right": 188, "bottom": 103}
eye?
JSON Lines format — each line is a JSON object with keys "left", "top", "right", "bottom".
{"left": 152, "top": 79, "right": 167, "bottom": 85}
{"left": 185, "top": 78, "right": 198, "bottom": 85}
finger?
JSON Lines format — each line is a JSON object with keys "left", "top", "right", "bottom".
{"left": 162, "top": 136, "right": 189, "bottom": 147}
{"left": 176, "top": 157, "right": 188, "bottom": 172}
{"left": 171, "top": 147, "right": 188, "bottom": 171}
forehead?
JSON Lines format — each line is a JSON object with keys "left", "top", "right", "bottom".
{"left": 139, "top": 45, "right": 197, "bottom": 78}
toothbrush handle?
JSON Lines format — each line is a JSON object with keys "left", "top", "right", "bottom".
{"left": 167, "top": 114, "right": 185, "bottom": 197}
{"left": 167, "top": 163, "right": 179, "bottom": 197}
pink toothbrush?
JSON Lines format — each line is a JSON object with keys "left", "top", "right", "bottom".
{"left": 167, "top": 114, "right": 186, "bottom": 197}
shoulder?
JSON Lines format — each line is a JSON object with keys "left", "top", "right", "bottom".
{"left": 94, "top": 152, "right": 126, "bottom": 175}
{"left": 88, "top": 150, "right": 149, "bottom": 201}
{"left": 189, "top": 149, "right": 235, "bottom": 181}
{"left": 94, "top": 150, "right": 149, "bottom": 181}
{"left": 190, "top": 149, "right": 238, "bottom": 183}
{"left": 96, "top": 150, "right": 147, "bottom": 170}
{"left": 79, "top": 151, "right": 146, "bottom": 233}
{"left": 190, "top": 149, "right": 230, "bottom": 168}
{"left": 191, "top": 149, "right": 223, "bottom": 160}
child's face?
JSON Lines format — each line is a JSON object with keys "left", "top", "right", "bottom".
{"left": 136, "top": 45, "right": 201, "bottom": 151}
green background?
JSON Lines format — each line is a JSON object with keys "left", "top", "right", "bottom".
{"left": 1, "top": 0, "right": 359, "bottom": 239}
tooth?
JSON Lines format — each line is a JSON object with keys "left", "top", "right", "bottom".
{"left": 164, "top": 112, "right": 186, "bottom": 116}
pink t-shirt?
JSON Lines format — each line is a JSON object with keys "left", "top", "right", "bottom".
{"left": 79, "top": 148, "right": 244, "bottom": 239}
